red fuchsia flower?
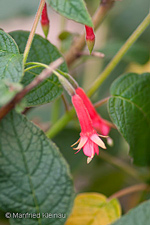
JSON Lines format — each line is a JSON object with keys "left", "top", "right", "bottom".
{"left": 85, "top": 25, "right": 95, "bottom": 54}
{"left": 72, "top": 93, "right": 106, "bottom": 164}
{"left": 75, "top": 87, "right": 113, "bottom": 145}
{"left": 41, "top": 3, "right": 50, "bottom": 38}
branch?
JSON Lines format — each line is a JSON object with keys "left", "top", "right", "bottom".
{"left": 77, "top": 51, "right": 105, "bottom": 58}
{"left": 65, "top": 0, "right": 115, "bottom": 66}
{"left": 108, "top": 183, "right": 150, "bottom": 200}
{"left": 0, "top": 58, "right": 64, "bottom": 120}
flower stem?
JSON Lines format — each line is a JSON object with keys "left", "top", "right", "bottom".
{"left": 108, "top": 183, "right": 150, "bottom": 200}
{"left": 77, "top": 51, "right": 105, "bottom": 58}
{"left": 87, "top": 13, "right": 150, "bottom": 97}
{"left": 25, "top": 61, "right": 49, "bottom": 69}
{"left": 23, "top": 0, "right": 46, "bottom": 64}
{"left": 24, "top": 65, "right": 43, "bottom": 72}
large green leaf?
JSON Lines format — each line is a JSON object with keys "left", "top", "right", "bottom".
{"left": 47, "top": 0, "right": 93, "bottom": 27}
{"left": 0, "top": 81, "right": 23, "bottom": 107}
{"left": 10, "top": 31, "right": 67, "bottom": 107}
{"left": 0, "top": 30, "right": 23, "bottom": 82}
{"left": 108, "top": 73, "right": 150, "bottom": 166}
{"left": 112, "top": 200, "right": 150, "bottom": 225}
{"left": 0, "top": 111, "right": 74, "bottom": 225}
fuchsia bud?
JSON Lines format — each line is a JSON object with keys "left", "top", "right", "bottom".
{"left": 41, "top": 3, "right": 50, "bottom": 38}
{"left": 76, "top": 87, "right": 112, "bottom": 140}
{"left": 72, "top": 94, "right": 106, "bottom": 163}
{"left": 85, "top": 25, "right": 95, "bottom": 54}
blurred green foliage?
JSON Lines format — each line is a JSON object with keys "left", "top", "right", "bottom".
{"left": 0, "top": 0, "right": 38, "bottom": 20}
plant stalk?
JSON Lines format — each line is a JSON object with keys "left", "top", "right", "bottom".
{"left": 23, "top": 0, "right": 46, "bottom": 64}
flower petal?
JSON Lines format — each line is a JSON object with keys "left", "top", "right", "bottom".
{"left": 94, "top": 143, "right": 99, "bottom": 155}
{"left": 75, "top": 148, "right": 82, "bottom": 154}
{"left": 73, "top": 136, "right": 88, "bottom": 150}
{"left": 90, "top": 134, "right": 106, "bottom": 149}
{"left": 98, "top": 134, "right": 108, "bottom": 138}
{"left": 87, "top": 157, "right": 93, "bottom": 164}
{"left": 71, "top": 138, "right": 80, "bottom": 147}
{"left": 83, "top": 139, "right": 94, "bottom": 157}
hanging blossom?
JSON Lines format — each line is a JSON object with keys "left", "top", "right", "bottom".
{"left": 41, "top": 3, "right": 50, "bottom": 38}
{"left": 72, "top": 93, "right": 106, "bottom": 164}
{"left": 75, "top": 87, "right": 113, "bottom": 145}
{"left": 85, "top": 25, "right": 95, "bottom": 54}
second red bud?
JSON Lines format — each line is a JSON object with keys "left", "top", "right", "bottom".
{"left": 41, "top": 3, "right": 50, "bottom": 38}
{"left": 85, "top": 25, "right": 95, "bottom": 54}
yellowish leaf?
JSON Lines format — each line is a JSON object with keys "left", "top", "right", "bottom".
{"left": 126, "top": 60, "right": 150, "bottom": 73}
{"left": 65, "top": 193, "right": 121, "bottom": 225}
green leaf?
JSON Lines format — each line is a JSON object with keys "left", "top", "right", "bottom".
{"left": 59, "top": 31, "right": 73, "bottom": 41}
{"left": 0, "top": 30, "right": 23, "bottom": 82}
{"left": 108, "top": 73, "right": 150, "bottom": 166}
{"left": 10, "top": 31, "right": 68, "bottom": 107}
{"left": 100, "top": 41, "right": 150, "bottom": 65}
{"left": 65, "top": 193, "right": 121, "bottom": 225}
{"left": 58, "top": 31, "right": 76, "bottom": 53}
{"left": 112, "top": 200, "right": 150, "bottom": 225}
{"left": 0, "top": 111, "right": 74, "bottom": 225}
{"left": 0, "top": 81, "right": 23, "bottom": 107}
{"left": 47, "top": 0, "right": 93, "bottom": 27}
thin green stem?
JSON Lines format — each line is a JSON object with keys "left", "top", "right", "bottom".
{"left": 24, "top": 62, "right": 49, "bottom": 72}
{"left": 24, "top": 65, "right": 43, "bottom": 72}
{"left": 87, "top": 13, "right": 150, "bottom": 97}
{"left": 23, "top": 0, "right": 45, "bottom": 64}
{"left": 25, "top": 62, "right": 49, "bottom": 69}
